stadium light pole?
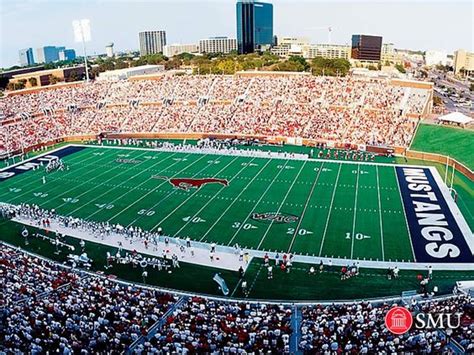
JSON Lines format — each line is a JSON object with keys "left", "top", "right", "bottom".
{"left": 73, "top": 19, "right": 91, "bottom": 82}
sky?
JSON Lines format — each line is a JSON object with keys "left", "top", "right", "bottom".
{"left": 0, "top": 0, "right": 473, "bottom": 68}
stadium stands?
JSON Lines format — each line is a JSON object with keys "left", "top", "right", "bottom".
{"left": 1, "top": 244, "right": 472, "bottom": 354}
{"left": 0, "top": 75, "right": 430, "bottom": 154}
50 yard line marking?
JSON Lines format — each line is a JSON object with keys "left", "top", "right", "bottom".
{"left": 227, "top": 160, "right": 290, "bottom": 246}
{"left": 172, "top": 157, "right": 257, "bottom": 237}
{"left": 376, "top": 165, "right": 385, "bottom": 261}
{"left": 257, "top": 161, "right": 307, "bottom": 249}
{"left": 199, "top": 159, "right": 272, "bottom": 242}
{"left": 318, "top": 163, "right": 342, "bottom": 257}
{"left": 287, "top": 162, "right": 324, "bottom": 252}
{"left": 114, "top": 153, "right": 210, "bottom": 226}
{"left": 61, "top": 150, "right": 166, "bottom": 215}
{"left": 350, "top": 164, "right": 360, "bottom": 259}
{"left": 149, "top": 156, "right": 239, "bottom": 231}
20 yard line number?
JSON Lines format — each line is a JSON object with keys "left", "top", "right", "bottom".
{"left": 287, "top": 228, "right": 313, "bottom": 236}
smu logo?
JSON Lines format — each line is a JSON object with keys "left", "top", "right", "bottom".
{"left": 385, "top": 307, "right": 413, "bottom": 334}
{"left": 153, "top": 176, "right": 228, "bottom": 191}
{"left": 385, "top": 306, "right": 463, "bottom": 335}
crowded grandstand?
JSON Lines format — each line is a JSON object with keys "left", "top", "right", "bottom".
{"left": 0, "top": 75, "right": 431, "bottom": 154}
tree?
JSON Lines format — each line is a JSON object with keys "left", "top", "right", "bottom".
{"left": 395, "top": 63, "right": 406, "bottom": 74}
{"left": 470, "top": 83, "right": 474, "bottom": 92}
{"left": 28, "top": 77, "right": 38, "bottom": 87}
{"left": 288, "top": 56, "right": 310, "bottom": 71}
{"left": 311, "top": 57, "right": 351, "bottom": 76}
{"left": 67, "top": 70, "right": 79, "bottom": 82}
{"left": 48, "top": 75, "right": 61, "bottom": 85}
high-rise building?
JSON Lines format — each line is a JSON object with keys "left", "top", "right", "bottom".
{"left": 199, "top": 37, "right": 237, "bottom": 54}
{"left": 35, "top": 46, "right": 66, "bottom": 63}
{"left": 351, "top": 34, "right": 382, "bottom": 61}
{"left": 59, "top": 49, "right": 76, "bottom": 61}
{"left": 453, "top": 49, "right": 474, "bottom": 77}
{"left": 236, "top": 0, "right": 273, "bottom": 54}
{"left": 139, "top": 31, "right": 167, "bottom": 56}
{"left": 19, "top": 48, "right": 35, "bottom": 66}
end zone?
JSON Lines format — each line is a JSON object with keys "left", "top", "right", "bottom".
{"left": 396, "top": 166, "right": 473, "bottom": 263}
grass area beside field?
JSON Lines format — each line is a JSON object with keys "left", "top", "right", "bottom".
{"left": 1, "top": 219, "right": 472, "bottom": 301}
{"left": 410, "top": 123, "right": 474, "bottom": 170}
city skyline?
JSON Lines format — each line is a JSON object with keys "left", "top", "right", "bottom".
{"left": 0, "top": 0, "right": 473, "bottom": 68}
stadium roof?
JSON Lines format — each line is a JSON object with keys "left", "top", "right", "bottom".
{"left": 437, "top": 112, "right": 473, "bottom": 125}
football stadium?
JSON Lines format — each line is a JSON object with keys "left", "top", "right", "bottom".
{"left": 1, "top": 1, "right": 473, "bottom": 353}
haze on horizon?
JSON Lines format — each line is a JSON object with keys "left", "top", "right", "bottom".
{"left": 0, "top": 0, "right": 472, "bottom": 68}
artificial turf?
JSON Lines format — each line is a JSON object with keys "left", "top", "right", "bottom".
{"left": 410, "top": 123, "right": 474, "bottom": 170}
{"left": 0, "top": 144, "right": 417, "bottom": 262}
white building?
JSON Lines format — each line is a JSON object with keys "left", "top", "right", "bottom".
{"left": 163, "top": 43, "right": 199, "bottom": 57}
{"left": 199, "top": 37, "right": 237, "bottom": 54}
{"left": 139, "top": 31, "right": 167, "bottom": 56}
{"left": 303, "top": 44, "right": 351, "bottom": 60}
{"left": 106, "top": 43, "right": 114, "bottom": 58}
{"left": 381, "top": 43, "right": 395, "bottom": 63}
{"left": 97, "top": 64, "right": 165, "bottom": 81}
{"left": 425, "top": 50, "right": 448, "bottom": 66}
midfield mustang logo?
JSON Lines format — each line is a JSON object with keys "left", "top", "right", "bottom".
{"left": 252, "top": 212, "right": 299, "bottom": 224}
{"left": 152, "top": 176, "right": 229, "bottom": 191}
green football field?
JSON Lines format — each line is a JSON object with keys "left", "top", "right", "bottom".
{"left": 0, "top": 144, "right": 420, "bottom": 262}
{"left": 410, "top": 123, "right": 474, "bottom": 169}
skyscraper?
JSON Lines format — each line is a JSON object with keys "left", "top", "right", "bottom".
{"left": 19, "top": 48, "right": 35, "bottom": 66}
{"left": 236, "top": 1, "right": 273, "bottom": 54}
{"left": 35, "top": 46, "right": 66, "bottom": 63}
{"left": 139, "top": 31, "right": 167, "bottom": 56}
{"left": 351, "top": 35, "right": 383, "bottom": 61}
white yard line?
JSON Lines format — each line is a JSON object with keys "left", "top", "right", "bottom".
{"left": 172, "top": 157, "right": 257, "bottom": 237}
{"left": 149, "top": 156, "right": 240, "bottom": 231}
{"left": 128, "top": 155, "right": 218, "bottom": 229}
{"left": 318, "top": 163, "right": 342, "bottom": 257}
{"left": 227, "top": 160, "right": 290, "bottom": 246}
{"left": 350, "top": 164, "right": 360, "bottom": 259}
{"left": 87, "top": 153, "right": 198, "bottom": 223}
{"left": 61, "top": 150, "right": 165, "bottom": 216}
{"left": 107, "top": 154, "right": 206, "bottom": 227}
{"left": 199, "top": 159, "right": 273, "bottom": 242}
{"left": 256, "top": 161, "right": 307, "bottom": 249}
{"left": 394, "top": 166, "right": 417, "bottom": 262}
{"left": 287, "top": 162, "right": 325, "bottom": 252}
{"left": 376, "top": 165, "right": 385, "bottom": 261}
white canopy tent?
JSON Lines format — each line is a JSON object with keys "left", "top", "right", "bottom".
{"left": 437, "top": 112, "right": 473, "bottom": 126}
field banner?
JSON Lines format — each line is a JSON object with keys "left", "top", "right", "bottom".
{"left": 396, "top": 166, "right": 473, "bottom": 263}
{"left": 0, "top": 146, "right": 86, "bottom": 182}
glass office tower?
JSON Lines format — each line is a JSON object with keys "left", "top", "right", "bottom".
{"left": 236, "top": 1, "right": 273, "bottom": 54}
{"left": 351, "top": 35, "right": 383, "bottom": 61}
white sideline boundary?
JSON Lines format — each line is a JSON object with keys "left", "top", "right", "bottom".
{"left": 7, "top": 209, "right": 473, "bottom": 271}
{"left": 1, "top": 144, "right": 472, "bottom": 271}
